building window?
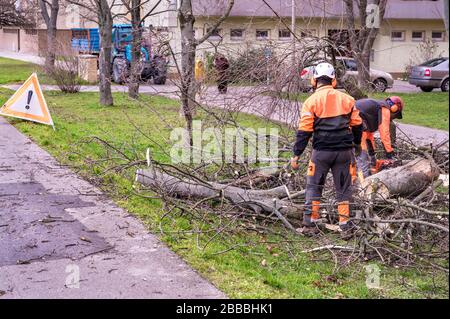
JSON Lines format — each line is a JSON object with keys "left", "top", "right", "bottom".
{"left": 72, "top": 29, "right": 88, "bottom": 39}
{"left": 256, "top": 30, "right": 269, "bottom": 40}
{"left": 431, "top": 31, "right": 444, "bottom": 42}
{"left": 391, "top": 30, "right": 405, "bottom": 41}
{"left": 411, "top": 31, "right": 425, "bottom": 41}
{"left": 230, "top": 29, "right": 244, "bottom": 40}
{"left": 3, "top": 28, "right": 18, "bottom": 34}
{"left": 278, "top": 29, "right": 291, "bottom": 40}
{"left": 206, "top": 27, "right": 221, "bottom": 40}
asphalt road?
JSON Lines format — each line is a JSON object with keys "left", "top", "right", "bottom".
{"left": 0, "top": 117, "right": 225, "bottom": 299}
{"left": 0, "top": 49, "right": 431, "bottom": 94}
{"left": 388, "top": 80, "right": 422, "bottom": 93}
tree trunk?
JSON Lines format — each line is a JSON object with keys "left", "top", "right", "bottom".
{"left": 444, "top": 0, "right": 449, "bottom": 37}
{"left": 98, "top": 0, "right": 113, "bottom": 106}
{"left": 128, "top": 0, "right": 142, "bottom": 99}
{"left": 135, "top": 168, "right": 301, "bottom": 218}
{"left": 178, "top": 1, "right": 197, "bottom": 146}
{"left": 136, "top": 158, "right": 440, "bottom": 219}
{"left": 176, "top": 0, "right": 234, "bottom": 147}
{"left": 344, "top": 0, "right": 387, "bottom": 92}
{"left": 39, "top": 0, "right": 59, "bottom": 69}
{"left": 360, "top": 158, "right": 440, "bottom": 199}
{"left": 356, "top": 52, "right": 371, "bottom": 91}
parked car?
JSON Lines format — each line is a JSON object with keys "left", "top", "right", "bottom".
{"left": 408, "top": 57, "right": 449, "bottom": 92}
{"left": 300, "top": 57, "right": 394, "bottom": 92}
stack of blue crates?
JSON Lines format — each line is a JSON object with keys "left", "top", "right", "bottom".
{"left": 71, "top": 28, "right": 100, "bottom": 54}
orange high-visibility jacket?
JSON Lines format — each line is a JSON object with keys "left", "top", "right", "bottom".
{"left": 293, "top": 85, "right": 363, "bottom": 156}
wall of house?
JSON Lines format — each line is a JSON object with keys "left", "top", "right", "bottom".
{"left": 169, "top": 16, "right": 449, "bottom": 76}
{"left": 1, "top": 2, "right": 447, "bottom": 77}
{"left": 372, "top": 19, "right": 448, "bottom": 77}
{"left": 37, "top": 30, "right": 73, "bottom": 57}
{"left": 19, "top": 30, "right": 40, "bottom": 55}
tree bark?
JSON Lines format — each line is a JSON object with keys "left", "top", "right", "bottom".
{"left": 98, "top": 0, "right": 113, "bottom": 106}
{"left": 135, "top": 168, "right": 301, "bottom": 218}
{"left": 128, "top": 0, "right": 142, "bottom": 99}
{"left": 444, "top": 0, "right": 449, "bottom": 37}
{"left": 355, "top": 52, "right": 371, "bottom": 91}
{"left": 178, "top": 0, "right": 197, "bottom": 145}
{"left": 360, "top": 158, "right": 440, "bottom": 199}
{"left": 177, "top": 0, "right": 234, "bottom": 146}
{"left": 136, "top": 158, "right": 440, "bottom": 220}
{"left": 39, "top": 0, "right": 59, "bottom": 69}
{"left": 344, "top": 0, "right": 387, "bottom": 91}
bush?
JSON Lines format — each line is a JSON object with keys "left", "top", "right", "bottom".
{"left": 228, "top": 48, "right": 275, "bottom": 84}
{"left": 403, "top": 38, "right": 445, "bottom": 80}
{"left": 44, "top": 53, "right": 82, "bottom": 93}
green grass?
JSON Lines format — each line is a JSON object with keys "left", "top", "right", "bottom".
{"left": 0, "top": 87, "right": 447, "bottom": 298}
{"left": 270, "top": 91, "right": 449, "bottom": 131}
{"left": 0, "top": 56, "right": 91, "bottom": 86}
{"left": 0, "top": 57, "right": 46, "bottom": 84}
{"left": 370, "top": 92, "right": 449, "bottom": 131}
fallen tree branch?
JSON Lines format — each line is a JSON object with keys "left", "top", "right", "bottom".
{"left": 301, "top": 245, "right": 355, "bottom": 253}
{"left": 136, "top": 167, "right": 301, "bottom": 216}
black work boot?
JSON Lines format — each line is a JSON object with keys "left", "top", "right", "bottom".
{"left": 299, "top": 215, "right": 321, "bottom": 236}
{"left": 339, "top": 220, "right": 357, "bottom": 240}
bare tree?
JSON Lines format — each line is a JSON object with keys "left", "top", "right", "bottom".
{"left": 0, "top": 0, "right": 34, "bottom": 27}
{"left": 39, "top": 0, "right": 60, "bottom": 69}
{"left": 127, "top": 0, "right": 142, "bottom": 99}
{"left": 343, "top": 0, "right": 387, "bottom": 91}
{"left": 68, "top": 0, "right": 114, "bottom": 106}
{"left": 177, "top": 0, "right": 234, "bottom": 145}
{"left": 119, "top": 0, "right": 164, "bottom": 99}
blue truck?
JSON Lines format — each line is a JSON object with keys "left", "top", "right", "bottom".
{"left": 71, "top": 24, "right": 167, "bottom": 85}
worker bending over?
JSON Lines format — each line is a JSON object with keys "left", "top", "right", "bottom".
{"left": 291, "top": 62, "right": 363, "bottom": 234}
{"left": 355, "top": 96, "right": 404, "bottom": 177}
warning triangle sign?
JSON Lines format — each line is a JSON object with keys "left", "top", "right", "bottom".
{"left": 0, "top": 73, "right": 54, "bottom": 127}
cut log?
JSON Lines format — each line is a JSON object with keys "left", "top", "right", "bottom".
{"left": 136, "top": 168, "right": 301, "bottom": 217}
{"left": 360, "top": 158, "right": 440, "bottom": 199}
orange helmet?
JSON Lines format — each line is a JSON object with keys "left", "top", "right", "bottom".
{"left": 387, "top": 96, "right": 404, "bottom": 118}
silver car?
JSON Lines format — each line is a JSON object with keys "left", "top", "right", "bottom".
{"left": 408, "top": 57, "right": 449, "bottom": 92}
{"left": 300, "top": 57, "right": 394, "bottom": 92}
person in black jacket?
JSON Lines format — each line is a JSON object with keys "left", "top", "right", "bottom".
{"left": 214, "top": 53, "right": 230, "bottom": 94}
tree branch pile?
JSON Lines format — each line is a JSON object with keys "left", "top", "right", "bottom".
{"left": 133, "top": 136, "right": 448, "bottom": 274}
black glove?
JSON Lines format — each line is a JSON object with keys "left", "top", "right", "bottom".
{"left": 385, "top": 151, "right": 395, "bottom": 159}
{"left": 354, "top": 144, "right": 362, "bottom": 157}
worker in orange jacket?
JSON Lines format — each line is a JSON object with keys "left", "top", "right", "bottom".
{"left": 355, "top": 96, "right": 404, "bottom": 177}
{"left": 291, "top": 62, "right": 363, "bottom": 234}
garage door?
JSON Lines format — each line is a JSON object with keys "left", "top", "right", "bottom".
{"left": 0, "top": 28, "right": 20, "bottom": 52}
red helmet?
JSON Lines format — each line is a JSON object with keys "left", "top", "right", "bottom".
{"left": 387, "top": 96, "right": 404, "bottom": 118}
{"left": 388, "top": 96, "right": 404, "bottom": 111}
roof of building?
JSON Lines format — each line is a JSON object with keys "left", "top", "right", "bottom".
{"left": 192, "top": 0, "right": 445, "bottom": 20}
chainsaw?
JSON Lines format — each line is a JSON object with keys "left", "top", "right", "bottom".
{"left": 373, "top": 159, "right": 403, "bottom": 173}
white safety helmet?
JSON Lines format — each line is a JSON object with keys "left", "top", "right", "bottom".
{"left": 313, "top": 62, "right": 335, "bottom": 79}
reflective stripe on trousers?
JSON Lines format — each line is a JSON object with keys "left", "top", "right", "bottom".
{"left": 304, "top": 149, "right": 355, "bottom": 224}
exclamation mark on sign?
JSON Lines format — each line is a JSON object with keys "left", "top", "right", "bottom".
{"left": 25, "top": 90, "right": 33, "bottom": 110}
